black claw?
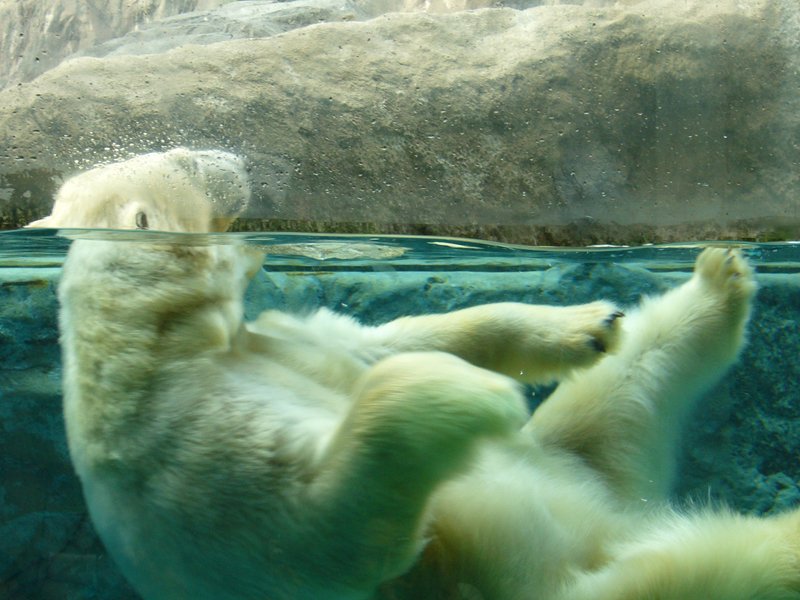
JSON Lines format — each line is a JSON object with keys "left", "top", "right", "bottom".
{"left": 591, "top": 337, "right": 607, "bottom": 353}
{"left": 604, "top": 310, "right": 625, "bottom": 325}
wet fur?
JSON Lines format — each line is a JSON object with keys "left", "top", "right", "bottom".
{"left": 30, "top": 149, "right": 800, "bottom": 599}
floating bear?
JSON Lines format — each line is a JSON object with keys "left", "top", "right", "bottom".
{"left": 29, "top": 148, "right": 800, "bottom": 599}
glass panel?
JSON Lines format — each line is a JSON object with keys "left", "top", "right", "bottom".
{"left": 1, "top": 1, "right": 799, "bottom": 598}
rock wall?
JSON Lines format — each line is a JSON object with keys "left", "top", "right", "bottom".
{"left": 1, "top": 0, "right": 799, "bottom": 242}
{"left": 0, "top": 0, "right": 234, "bottom": 89}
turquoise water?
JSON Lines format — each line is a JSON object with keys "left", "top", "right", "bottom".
{"left": 1, "top": 229, "right": 799, "bottom": 599}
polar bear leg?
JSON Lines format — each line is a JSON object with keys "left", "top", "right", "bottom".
{"left": 372, "top": 301, "right": 623, "bottom": 383}
{"left": 307, "top": 351, "right": 527, "bottom": 590}
{"left": 557, "top": 507, "right": 800, "bottom": 600}
{"left": 527, "top": 248, "right": 756, "bottom": 502}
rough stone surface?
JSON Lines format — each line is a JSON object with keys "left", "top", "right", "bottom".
{"left": 0, "top": 0, "right": 235, "bottom": 90}
{"left": 1, "top": 0, "right": 799, "bottom": 242}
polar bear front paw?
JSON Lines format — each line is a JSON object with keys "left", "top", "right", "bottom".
{"left": 581, "top": 302, "right": 625, "bottom": 354}
{"left": 552, "top": 301, "right": 624, "bottom": 366}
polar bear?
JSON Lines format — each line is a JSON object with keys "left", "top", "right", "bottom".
{"left": 28, "top": 148, "right": 800, "bottom": 599}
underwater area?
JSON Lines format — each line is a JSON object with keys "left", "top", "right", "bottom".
{"left": 1, "top": 230, "right": 800, "bottom": 597}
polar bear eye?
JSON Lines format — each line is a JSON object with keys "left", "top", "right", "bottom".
{"left": 135, "top": 212, "right": 149, "bottom": 230}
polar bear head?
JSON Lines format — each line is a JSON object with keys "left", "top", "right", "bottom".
{"left": 28, "top": 148, "right": 250, "bottom": 233}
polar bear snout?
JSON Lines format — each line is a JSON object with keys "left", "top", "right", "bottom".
{"left": 166, "top": 148, "right": 251, "bottom": 221}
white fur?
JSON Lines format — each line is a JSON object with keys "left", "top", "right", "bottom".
{"left": 29, "top": 149, "right": 800, "bottom": 599}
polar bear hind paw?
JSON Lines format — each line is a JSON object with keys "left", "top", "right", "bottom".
{"left": 694, "top": 247, "right": 756, "bottom": 303}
